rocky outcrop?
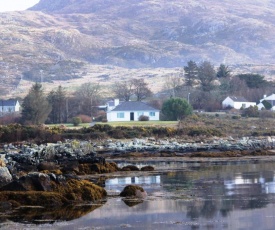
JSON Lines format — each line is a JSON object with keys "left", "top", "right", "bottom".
{"left": 0, "top": 172, "right": 107, "bottom": 207}
{"left": 93, "top": 136, "right": 275, "bottom": 155}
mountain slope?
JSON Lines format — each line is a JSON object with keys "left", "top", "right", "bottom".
{"left": 0, "top": 0, "right": 275, "bottom": 97}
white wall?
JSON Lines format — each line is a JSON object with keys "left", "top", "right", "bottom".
{"left": 222, "top": 97, "right": 234, "bottom": 108}
{"left": 222, "top": 97, "right": 256, "bottom": 109}
{"left": 107, "top": 110, "right": 159, "bottom": 122}
{"left": 233, "top": 102, "right": 256, "bottom": 109}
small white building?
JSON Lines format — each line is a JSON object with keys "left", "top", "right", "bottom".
{"left": 222, "top": 96, "right": 256, "bottom": 109}
{"left": 257, "top": 94, "right": 275, "bottom": 110}
{"left": 107, "top": 100, "right": 160, "bottom": 122}
{"left": 0, "top": 99, "right": 20, "bottom": 114}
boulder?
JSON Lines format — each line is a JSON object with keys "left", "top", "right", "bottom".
{"left": 0, "top": 172, "right": 52, "bottom": 191}
{"left": 141, "top": 166, "right": 155, "bottom": 171}
{"left": 121, "top": 165, "right": 139, "bottom": 171}
{"left": 37, "top": 162, "right": 60, "bottom": 171}
{"left": 0, "top": 167, "right": 12, "bottom": 187}
{"left": 120, "top": 185, "right": 147, "bottom": 198}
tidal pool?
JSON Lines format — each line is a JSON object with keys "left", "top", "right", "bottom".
{"left": 2, "top": 160, "right": 275, "bottom": 229}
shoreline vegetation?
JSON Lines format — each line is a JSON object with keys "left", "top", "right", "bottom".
{"left": 2, "top": 114, "right": 275, "bottom": 143}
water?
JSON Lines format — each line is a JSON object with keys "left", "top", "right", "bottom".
{"left": 2, "top": 161, "right": 275, "bottom": 229}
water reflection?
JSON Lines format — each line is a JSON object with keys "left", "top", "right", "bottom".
{"left": 106, "top": 175, "right": 161, "bottom": 186}
{"left": 4, "top": 161, "right": 275, "bottom": 229}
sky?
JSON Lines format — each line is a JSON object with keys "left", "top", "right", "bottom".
{"left": 0, "top": 0, "right": 39, "bottom": 12}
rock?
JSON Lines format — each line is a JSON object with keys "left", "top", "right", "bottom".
{"left": 121, "top": 165, "right": 139, "bottom": 171}
{"left": 0, "top": 174, "right": 107, "bottom": 207}
{"left": 120, "top": 185, "right": 147, "bottom": 198}
{"left": 0, "top": 172, "right": 52, "bottom": 192}
{"left": 61, "top": 160, "right": 79, "bottom": 174}
{"left": 141, "top": 166, "right": 154, "bottom": 171}
{"left": 0, "top": 159, "right": 6, "bottom": 167}
{"left": 0, "top": 167, "right": 12, "bottom": 187}
{"left": 37, "top": 162, "right": 60, "bottom": 171}
{"left": 78, "top": 162, "right": 119, "bottom": 175}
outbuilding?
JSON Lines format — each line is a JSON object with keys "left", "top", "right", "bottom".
{"left": 222, "top": 96, "right": 256, "bottom": 109}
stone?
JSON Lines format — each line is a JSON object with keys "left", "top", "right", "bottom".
{"left": 0, "top": 167, "right": 12, "bottom": 187}
{"left": 120, "top": 185, "right": 147, "bottom": 198}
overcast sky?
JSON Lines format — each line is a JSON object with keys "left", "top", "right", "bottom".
{"left": 0, "top": 0, "right": 39, "bottom": 12}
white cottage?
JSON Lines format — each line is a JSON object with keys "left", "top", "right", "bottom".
{"left": 0, "top": 99, "right": 20, "bottom": 114}
{"left": 257, "top": 94, "right": 275, "bottom": 110}
{"left": 107, "top": 101, "right": 160, "bottom": 122}
{"left": 222, "top": 96, "right": 256, "bottom": 109}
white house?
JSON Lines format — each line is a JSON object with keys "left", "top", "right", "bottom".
{"left": 107, "top": 100, "right": 160, "bottom": 122}
{"left": 257, "top": 94, "right": 275, "bottom": 110}
{"left": 0, "top": 99, "right": 20, "bottom": 114}
{"left": 222, "top": 96, "right": 256, "bottom": 109}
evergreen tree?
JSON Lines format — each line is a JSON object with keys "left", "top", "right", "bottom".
{"left": 21, "top": 83, "right": 52, "bottom": 125}
{"left": 184, "top": 60, "right": 198, "bottom": 88}
{"left": 237, "top": 73, "right": 267, "bottom": 88}
{"left": 161, "top": 97, "right": 192, "bottom": 121}
{"left": 217, "top": 64, "right": 231, "bottom": 78}
{"left": 197, "top": 61, "right": 216, "bottom": 92}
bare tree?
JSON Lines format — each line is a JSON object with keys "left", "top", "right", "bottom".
{"left": 131, "top": 78, "right": 152, "bottom": 101}
{"left": 74, "top": 82, "right": 100, "bottom": 116}
{"left": 113, "top": 78, "right": 152, "bottom": 101}
{"left": 113, "top": 80, "right": 133, "bottom": 101}
{"left": 163, "top": 74, "right": 183, "bottom": 97}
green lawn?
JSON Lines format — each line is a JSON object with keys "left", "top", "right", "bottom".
{"left": 48, "top": 121, "right": 178, "bottom": 128}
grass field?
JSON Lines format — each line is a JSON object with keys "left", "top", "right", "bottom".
{"left": 49, "top": 121, "right": 178, "bottom": 129}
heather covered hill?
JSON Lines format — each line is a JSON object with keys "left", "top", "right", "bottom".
{"left": 0, "top": 0, "right": 275, "bottom": 97}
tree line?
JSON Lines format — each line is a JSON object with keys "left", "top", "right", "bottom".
{"left": 164, "top": 60, "right": 273, "bottom": 112}
{"left": 19, "top": 77, "right": 153, "bottom": 125}
{"left": 8, "top": 60, "right": 274, "bottom": 125}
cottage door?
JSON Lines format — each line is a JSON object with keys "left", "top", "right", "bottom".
{"left": 130, "top": 112, "right": 134, "bottom": 121}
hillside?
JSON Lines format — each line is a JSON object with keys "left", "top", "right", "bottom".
{"left": 0, "top": 0, "right": 275, "bottom": 97}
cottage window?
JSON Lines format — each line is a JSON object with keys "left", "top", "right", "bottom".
{"left": 117, "top": 112, "right": 124, "bottom": 118}
{"left": 149, "top": 112, "right": 155, "bottom": 116}
{"left": 138, "top": 112, "right": 144, "bottom": 116}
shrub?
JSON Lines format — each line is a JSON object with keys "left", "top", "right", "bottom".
{"left": 138, "top": 115, "right": 149, "bottom": 121}
{"left": 76, "top": 114, "right": 92, "bottom": 123}
{"left": 232, "top": 115, "right": 241, "bottom": 119}
{"left": 72, "top": 117, "right": 82, "bottom": 126}
{"left": 242, "top": 106, "right": 259, "bottom": 117}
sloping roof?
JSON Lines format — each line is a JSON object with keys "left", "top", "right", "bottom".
{"left": 110, "top": 101, "right": 159, "bottom": 112}
{"left": 260, "top": 94, "right": 275, "bottom": 101}
{"left": 228, "top": 96, "right": 248, "bottom": 102}
{"left": 0, "top": 99, "right": 18, "bottom": 106}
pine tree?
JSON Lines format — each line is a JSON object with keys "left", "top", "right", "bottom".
{"left": 217, "top": 64, "right": 231, "bottom": 78}
{"left": 184, "top": 60, "right": 198, "bottom": 88}
{"left": 21, "top": 83, "right": 52, "bottom": 125}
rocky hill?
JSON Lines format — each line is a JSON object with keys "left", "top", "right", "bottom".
{"left": 0, "top": 0, "right": 275, "bottom": 97}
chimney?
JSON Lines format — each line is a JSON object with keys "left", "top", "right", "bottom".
{"left": 114, "top": 99, "right": 119, "bottom": 106}
{"left": 264, "top": 95, "right": 267, "bottom": 98}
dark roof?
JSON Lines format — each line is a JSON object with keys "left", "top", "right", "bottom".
{"left": 111, "top": 101, "right": 159, "bottom": 112}
{"left": 0, "top": 99, "right": 18, "bottom": 106}
{"left": 228, "top": 96, "right": 248, "bottom": 102}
